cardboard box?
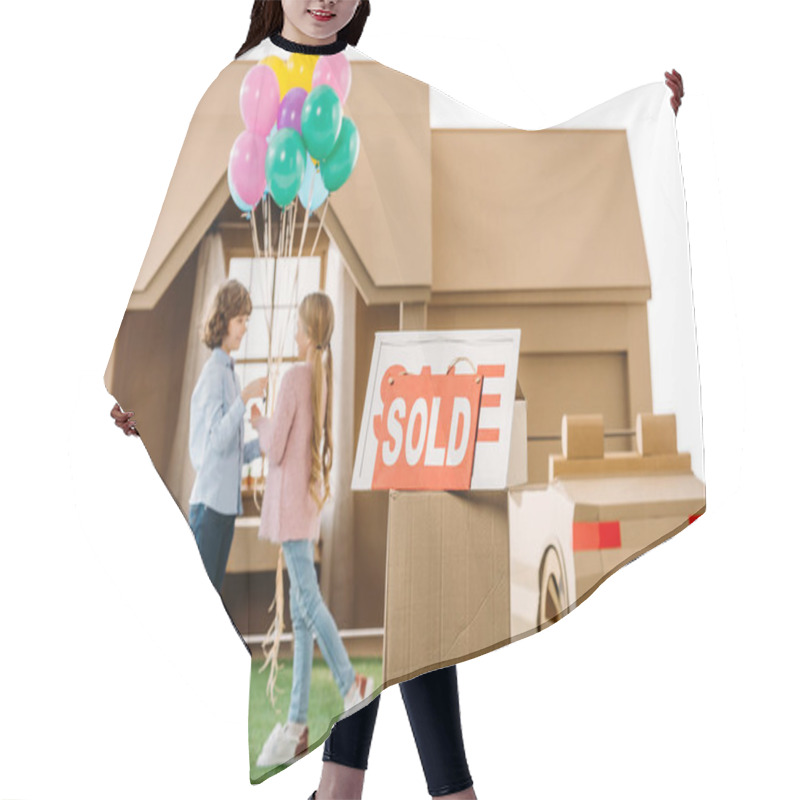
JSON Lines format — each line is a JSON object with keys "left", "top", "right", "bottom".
{"left": 619, "top": 515, "right": 690, "bottom": 549}
{"left": 378, "top": 394, "right": 706, "bottom": 683}
{"left": 568, "top": 473, "right": 706, "bottom": 522}
{"left": 562, "top": 413, "right": 605, "bottom": 459}
{"left": 574, "top": 572, "right": 608, "bottom": 605}
{"left": 507, "top": 381, "right": 528, "bottom": 487}
{"left": 600, "top": 545, "right": 639, "bottom": 573}
{"left": 636, "top": 413, "right": 678, "bottom": 456}
{"left": 383, "top": 489, "right": 510, "bottom": 683}
{"left": 507, "top": 427, "right": 705, "bottom": 638}
{"left": 550, "top": 451, "right": 691, "bottom": 480}
{"left": 570, "top": 550, "right": 604, "bottom": 606}
{"left": 508, "top": 483, "right": 575, "bottom": 638}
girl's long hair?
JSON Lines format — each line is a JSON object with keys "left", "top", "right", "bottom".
{"left": 298, "top": 293, "right": 334, "bottom": 510}
{"left": 236, "top": 0, "right": 371, "bottom": 59}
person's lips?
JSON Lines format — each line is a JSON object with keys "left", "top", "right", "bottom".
{"left": 308, "top": 8, "right": 335, "bottom": 22}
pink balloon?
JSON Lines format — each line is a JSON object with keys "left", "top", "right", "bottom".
{"left": 312, "top": 53, "right": 352, "bottom": 105}
{"left": 228, "top": 130, "right": 267, "bottom": 207}
{"left": 240, "top": 64, "right": 280, "bottom": 136}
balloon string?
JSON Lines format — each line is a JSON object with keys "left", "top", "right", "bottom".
{"left": 284, "top": 199, "right": 291, "bottom": 261}
{"left": 268, "top": 207, "right": 288, "bottom": 417}
{"left": 296, "top": 168, "right": 316, "bottom": 272}
{"left": 249, "top": 212, "right": 261, "bottom": 260}
{"left": 287, "top": 197, "right": 298, "bottom": 260}
{"left": 282, "top": 199, "right": 289, "bottom": 260}
{"left": 276, "top": 170, "right": 316, "bottom": 364}
{"left": 278, "top": 199, "right": 293, "bottom": 394}
{"left": 267, "top": 194, "right": 273, "bottom": 259}
{"left": 264, "top": 199, "right": 274, "bottom": 412}
{"left": 280, "top": 193, "right": 328, "bottom": 363}
{"left": 265, "top": 196, "right": 275, "bottom": 391}
{"left": 276, "top": 255, "right": 299, "bottom": 379}
{"left": 254, "top": 194, "right": 272, "bottom": 513}
{"left": 309, "top": 195, "right": 330, "bottom": 258}
{"left": 273, "top": 197, "right": 298, "bottom": 392}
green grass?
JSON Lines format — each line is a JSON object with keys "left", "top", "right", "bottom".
{"left": 249, "top": 656, "right": 383, "bottom": 784}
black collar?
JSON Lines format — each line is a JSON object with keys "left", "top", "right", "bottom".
{"left": 269, "top": 32, "right": 348, "bottom": 55}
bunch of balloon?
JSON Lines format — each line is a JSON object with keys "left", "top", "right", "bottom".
{"left": 227, "top": 53, "right": 362, "bottom": 421}
{"left": 228, "top": 52, "right": 360, "bottom": 220}
{"left": 272, "top": 51, "right": 359, "bottom": 215}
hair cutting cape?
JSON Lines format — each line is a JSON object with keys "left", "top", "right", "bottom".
{"left": 104, "top": 33, "right": 705, "bottom": 784}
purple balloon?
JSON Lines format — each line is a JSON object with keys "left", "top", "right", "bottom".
{"left": 240, "top": 64, "right": 280, "bottom": 137}
{"left": 228, "top": 130, "right": 267, "bottom": 207}
{"left": 278, "top": 87, "right": 308, "bottom": 135}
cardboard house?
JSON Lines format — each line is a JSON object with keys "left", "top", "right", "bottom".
{"left": 104, "top": 56, "right": 702, "bottom": 664}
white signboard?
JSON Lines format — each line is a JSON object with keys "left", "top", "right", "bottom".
{"left": 352, "top": 329, "right": 521, "bottom": 491}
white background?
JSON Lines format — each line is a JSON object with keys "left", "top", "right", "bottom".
{"left": 1, "top": 1, "right": 797, "bottom": 798}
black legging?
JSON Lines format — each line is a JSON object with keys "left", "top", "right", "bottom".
{"left": 323, "top": 665, "right": 473, "bottom": 797}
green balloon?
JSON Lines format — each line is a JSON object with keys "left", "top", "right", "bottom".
{"left": 265, "top": 127, "right": 306, "bottom": 208}
{"left": 320, "top": 117, "right": 359, "bottom": 192}
{"left": 301, "top": 85, "right": 342, "bottom": 161}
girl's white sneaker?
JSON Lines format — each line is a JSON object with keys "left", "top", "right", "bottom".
{"left": 255, "top": 722, "right": 309, "bottom": 769}
{"left": 343, "top": 673, "right": 375, "bottom": 713}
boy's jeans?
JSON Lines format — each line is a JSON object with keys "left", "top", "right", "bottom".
{"left": 188, "top": 502, "right": 236, "bottom": 594}
{"left": 282, "top": 538, "right": 356, "bottom": 724}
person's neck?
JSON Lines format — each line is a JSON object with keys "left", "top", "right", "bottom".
{"left": 269, "top": 22, "right": 348, "bottom": 55}
{"left": 280, "top": 21, "right": 337, "bottom": 47}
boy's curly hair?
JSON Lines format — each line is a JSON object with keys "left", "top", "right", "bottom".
{"left": 202, "top": 279, "right": 253, "bottom": 349}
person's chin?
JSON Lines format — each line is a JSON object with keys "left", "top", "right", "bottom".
{"left": 299, "top": 19, "right": 338, "bottom": 40}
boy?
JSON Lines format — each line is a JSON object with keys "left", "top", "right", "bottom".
{"left": 187, "top": 278, "right": 266, "bottom": 593}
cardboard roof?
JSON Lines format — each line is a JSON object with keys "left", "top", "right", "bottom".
{"left": 129, "top": 61, "right": 650, "bottom": 310}
{"left": 128, "top": 60, "right": 433, "bottom": 310}
{"left": 431, "top": 129, "right": 651, "bottom": 296}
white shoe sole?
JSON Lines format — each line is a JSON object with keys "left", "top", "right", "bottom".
{"left": 343, "top": 675, "right": 376, "bottom": 715}
{"left": 255, "top": 724, "right": 309, "bottom": 770}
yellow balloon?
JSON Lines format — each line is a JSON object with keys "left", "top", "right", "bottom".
{"left": 260, "top": 55, "right": 291, "bottom": 99}
{"left": 286, "top": 53, "right": 319, "bottom": 93}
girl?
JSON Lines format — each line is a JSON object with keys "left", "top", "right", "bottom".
{"left": 250, "top": 291, "right": 374, "bottom": 769}
{"left": 187, "top": 278, "right": 267, "bottom": 593}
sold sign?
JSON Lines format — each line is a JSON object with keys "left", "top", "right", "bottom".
{"left": 371, "top": 364, "right": 484, "bottom": 490}
{"left": 352, "top": 329, "right": 521, "bottom": 491}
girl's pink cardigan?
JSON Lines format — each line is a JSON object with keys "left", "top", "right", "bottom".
{"left": 251, "top": 362, "right": 326, "bottom": 544}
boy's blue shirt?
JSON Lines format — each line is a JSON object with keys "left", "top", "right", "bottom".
{"left": 188, "top": 346, "right": 261, "bottom": 516}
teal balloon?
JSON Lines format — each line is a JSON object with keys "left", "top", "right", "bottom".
{"left": 298, "top": 152, "right": 329, "bottom": 212}
{"left": 301, "top": 85, "right": 342, "bottom": 161}
{"left": 320, "top": 117, "right": 359, "bottom": 192}
{"left": 265, "top": 127, "right": 306, "bottom": 208}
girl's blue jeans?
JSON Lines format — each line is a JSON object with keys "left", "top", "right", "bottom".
{"left": 282, "top": 538, "right": 356, "bottom": 725}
